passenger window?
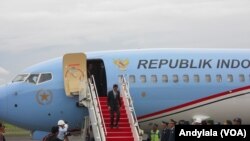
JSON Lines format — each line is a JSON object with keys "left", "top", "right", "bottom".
{"left": 140, "top": 75, "right": 146, "bottom": 83}
{"left": 26, "top": 74, "right": 39, "bottom": 84}
{"left": 194, "top": 75, "right": 200, "bottom": 83}
{"left": 39, "top": 73, "right": 52, "bottom": 83}
{"left": 216, "top": 74, "right": 222, "bottom": 82}
{"left": 239, "top": 74, "right": 245, "bottom": 82}
{"left": 205, "top": 74, "right": 211, "bottom": 83}
{"left": 183, "top": 75, "right": 189, "bottom": 83}
{"left": 162, "top": 75, "right": 168, "bottom": 83}
{"left": 151, "top": 75, "right": 157, "bottom": 83}
{"left": 129, "top": 75, "right": 135, "bottom": 83}
{"left": 173, "top": 75, "right": 178, "bottom": 83}
{"left": 227, "top": 74, "right": 233, "bottom": 82}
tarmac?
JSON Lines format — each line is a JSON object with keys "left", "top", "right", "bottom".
{"left": 5, "top": 135, "right": 83, "bottom": 141}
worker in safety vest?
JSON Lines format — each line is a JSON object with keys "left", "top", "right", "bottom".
{"left": 148, "top": 124, "right": 160, "bottom": 141}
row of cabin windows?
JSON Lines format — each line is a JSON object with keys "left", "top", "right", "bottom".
{"left": 121, "top": 74, "right": 248, "bottom": 84}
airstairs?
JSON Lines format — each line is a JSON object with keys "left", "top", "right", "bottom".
{"left": 79, "top": 75, "right": 142, "bottom": 141}
{"left": 80, "top": 76, "right": 106, "bottom": 141}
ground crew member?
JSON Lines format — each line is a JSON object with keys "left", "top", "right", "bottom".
{"left": 149, "top": 124, "right": 160, "bottom": 141}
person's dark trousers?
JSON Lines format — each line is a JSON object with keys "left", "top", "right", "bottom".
{"left": 110, "top": 107, "right": 120, "bottom": 127}
{"left": 55, "top": 138, "right": 63, "bottom": 141}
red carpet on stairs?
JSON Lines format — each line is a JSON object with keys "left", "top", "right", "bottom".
{"left": 99, "top": 97, "right": 134, "bottom": 141}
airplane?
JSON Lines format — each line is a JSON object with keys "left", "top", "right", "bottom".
{"left": 1, "top": 48, "right": 250, "bottom": 140}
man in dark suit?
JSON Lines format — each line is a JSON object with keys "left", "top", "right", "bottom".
{"left": 168, "top": 119, "right": 176, "bottom": 141}
{"left": 107, "top": 84, "right": 121, "bottom": 128}
{"left": 160, "top": 121, "right": 169, "bottom": 141}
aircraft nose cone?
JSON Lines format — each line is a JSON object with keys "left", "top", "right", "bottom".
{"left": 0, "top": 86, "right": 7, "bottom": 120}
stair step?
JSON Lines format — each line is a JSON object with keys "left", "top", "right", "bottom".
{"left": 101, "top": 109, "right": 126, "bottom": 113}
{"left": 99, "top": 100, "right": 122, "bottom": 102}
{"left": 107, "top": 132, "right": 133, "bottom": 136}
{"left": 101, "top": 108, "right": 126, "bottom": 111}
{"left": 99, "top": 98, "right": 124, "bottom": 101}
{"left": 99, "top": 99, "right": 123, "bottom": 102}
{"left": 100, "top": 103, "right": 124, "bottom": 106}
{"left": 103, "top": 113, "right": 127, "bottom": 117}
{"left": 104, "top": 121, "right": 129, "bottom": 124}
{"left": 105, "top": 123, "right": 130, "bottom": 127}
{"left": 103, "top": 118, "right": 129, "bottom": 122}
{"left": 104, "top": 117, "right": 128, "bottom": 121}
{"left": 98, "top": 97, "right": 107, "bottom": 100}
{"left": 104, "top": 120, "right": 129, "bottom": 124}
{"left": 106, "top": 136, "right": 134, "bottom": 141}
{"left": 100, "top": 105, "right": 125, "bottom": 109}
{"left": 106, "top": 127, "right": 132, "bottom": 132}
{"left": 98, "top": 97, "right": 122, "bottom": 100}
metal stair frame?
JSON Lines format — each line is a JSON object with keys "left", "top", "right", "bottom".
{"left": 85, "top": 75, "right": 107, "bottom": 141}
{"left": 120, "top": 75, "right": 143, "bottom": 141}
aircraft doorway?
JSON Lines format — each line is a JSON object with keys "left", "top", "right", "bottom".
{"left": 87, "top": 59, "right": 107, "bottom": 97}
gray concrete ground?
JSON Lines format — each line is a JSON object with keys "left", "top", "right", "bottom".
{"left": 6, "top": 135, "right": 83, "bottom": 141}
{"left": 5, "top": 136, "right": 36, "bottom": 141}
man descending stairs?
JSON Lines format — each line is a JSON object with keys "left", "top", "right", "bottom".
{"left": 99, "top": 96, "right": 134, "bottom": 141}
{"left": 107, "top": 84, "right": 121, "bottom": 129}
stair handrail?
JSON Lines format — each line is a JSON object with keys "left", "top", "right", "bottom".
{"left": 87, "top": 80, "right": 103, "bottom": 141}
{"left": 120, "top": 75, "right": 142, "bottom": 141}
{"left": 88, "top": 76, "right": 106, "bottom": 141}
{"left": 90, "top": 75, "right": 107, "bottom": 136}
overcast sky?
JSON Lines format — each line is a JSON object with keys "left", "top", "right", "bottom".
{"left": 0, "top": 0, "right": 250, "bottom": 84}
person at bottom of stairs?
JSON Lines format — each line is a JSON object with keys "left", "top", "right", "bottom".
{"left": 56, "top": 120, "right": 69, "bottom": 141}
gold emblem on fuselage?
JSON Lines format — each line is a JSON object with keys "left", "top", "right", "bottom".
{"left": 114, "top": 59, "right": 129, "bottom": 71}
{"left": 36, "top": 89, "right": 53, "bottom": 105}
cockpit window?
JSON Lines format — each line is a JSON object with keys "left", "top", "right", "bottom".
{"left": 12, "top": 74, "right": 29, "bottom": 82}
{"left": 12, "top": 73, "right": 52, "bottom": 84}
{"left": 26, "top": 74, "right": 39, "bottom": 84}
{"left": 39, "top": 73, "right": 52, "bottom": 83}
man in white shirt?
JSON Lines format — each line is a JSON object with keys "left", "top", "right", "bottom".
{"left": 57, "top": 120, "right": 69, "bottom": 141}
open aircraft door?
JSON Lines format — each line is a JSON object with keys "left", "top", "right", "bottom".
{"left": 63, "top": 53, "right": 87, "bottom": 102}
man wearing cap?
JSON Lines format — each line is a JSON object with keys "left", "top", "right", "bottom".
{"left": 160, "top": 121, "right": 169, "bottom": 141}
{"left": 57, "top": 120, "right": 69, "bottom": 141}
